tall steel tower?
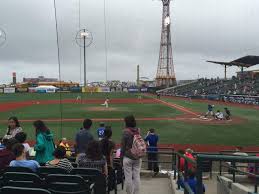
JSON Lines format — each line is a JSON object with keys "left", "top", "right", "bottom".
{"left": 156, "top": 0, "right": 176, "bottom": 87}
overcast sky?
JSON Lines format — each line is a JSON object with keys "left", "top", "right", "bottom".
{"left": 0, "top": 0, "right": 259, "bottom": 84}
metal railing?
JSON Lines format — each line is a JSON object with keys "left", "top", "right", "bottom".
{"left": 196, "top": 154, "right": 259, "bottom": 194}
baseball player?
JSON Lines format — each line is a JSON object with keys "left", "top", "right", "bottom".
{"left": 101, "top": 97, "right": 110, "bottom": 108}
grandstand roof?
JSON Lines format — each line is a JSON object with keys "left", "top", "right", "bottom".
{"left": 207, "top": 55, "right": 259, "bottom": 68}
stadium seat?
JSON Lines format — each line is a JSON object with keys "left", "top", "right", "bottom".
{"left": 71, "top": 168, "right": 106, "bottom": 194}
{"left": 2, "top": 172, "right": 43, "bottom": 188}
{"left": 1, "top": 186, "right": 51, "bottom": 194}
{"left": 46, "top": 174, "right": 94, "bottom": 194}
{"left": 71, "top": 162, "right": 78, "bottom": 168}
{"left": 5, "top": 166, "right": 34, "bottom": 173}
{"left": 37, "top": 167, "right": 67, "bottom": 178}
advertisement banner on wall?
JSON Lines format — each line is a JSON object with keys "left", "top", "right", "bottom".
{"left": 28, "top": 87, "right": 37, "bottom": 93}
{"left": 4, "top": 87, "right": 16, "bottom": 94}
{"left": 82, "top": 87, "right": 99, "bottom": 93}
{"left": 100, "top": 87, "right": 110, "bottom": 93}
{"left": 0, "top": 88, "right": 3, "bottom": 93}
{"left": 128, "top": 88, "right": 139, "bottom": 93}
{"left": 16, "top": 88, "right": 28, "bottom": 93}
{"left": 140, "top": 88, "right": 148, "bottom": 92}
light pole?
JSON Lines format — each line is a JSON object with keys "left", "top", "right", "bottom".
{"left": 76, "top": 29, "right": 93, "bottom": 87}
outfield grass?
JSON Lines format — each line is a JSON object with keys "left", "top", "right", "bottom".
{"left": 1, "top": 93, "right": 259, "bottom": 146}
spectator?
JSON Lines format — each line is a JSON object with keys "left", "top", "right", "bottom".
{"left": 0, "top": 138, "right": 5, "bottom": 150}
{"left": 46, "top": 146, "right": 73, "bottom": 173}
{"left": 10, "top": 143, "right": 40, "bottom": 172}
{"left": 75, "top": 119, "right": 94, "bottom": 154}
{"left": 77, "top": 140, "right": 108, "bottom": 176}
{"left": 15, "top": 132, "right": 31, "bottom": 155}
{"left": 97, "top": 122, "right": 105, "bottom": 140}
{"left": 185, "top": 149, "right": 196, "bottom": 171}
{"left": 3, "top": 117, "right": 23, "bottom": 140}
{"left": 178, "top": 169, "right": 205, "bottom": 194}
{"left": 59, "top": 138, "right": 72, "bottom": 157}
{"left": 121, "top": 115, "right": 142, "bottom": 194}
{"left": 178, "top": 149, "right": 186, "bottom": 172}
{"left": 33, "top": 120, "right": 55, "bottom": 165}
{"left": 0, "top": 138, "right": 18, "bottom": 170}
{"left": 100, "top": 127, "right": 116, "bottom": 190}
{"left": 144, "top": 128, "right": 159, "bottom": 174}
{"left": 100, "top": 126, "right": 115, "bottom": 167}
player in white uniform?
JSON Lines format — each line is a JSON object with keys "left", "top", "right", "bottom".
{"left": 101, "top": 98, "right": 109, "bottom": 108}
{"left": 76, "top": 94, "right": 81, "bottom": 103}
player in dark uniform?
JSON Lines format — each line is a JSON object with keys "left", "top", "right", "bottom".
{"left": 205, "top": 104, "right": 214, "bottom": 117}
{"left": 156, "top": 93, "right": 161, "bottom": 99}
{"left": 224, "top": 107, "right": 231, "bottom": 120}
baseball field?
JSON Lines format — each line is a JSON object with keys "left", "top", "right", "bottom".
{"left": 1, "top": 92, "right": 259, "bottom": 150}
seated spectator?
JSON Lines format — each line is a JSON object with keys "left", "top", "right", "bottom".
{"left": 59, "top": 138, "right": 72, "bottom": 157}
{"left": 46, "top": 146, "right": 73, "bottom": 173}
{"left": 77, "top": 140, "right": 108, "bottom": 176}
{"left": 15, "top": 132, "right": 31, "bottom": 155}
{"left": 0, "top": 138, "right": 5, "bottom": 150}
{"left": 100, "top": 126, "right": 115, "bottom": 167}
{"left": 215, "top": 110, "right": 224, "bottom": 120}
{"left": 9, "top": 143, "right": 40, "bottom": 172}
{"left": 3, "top": 117, "right": 23, "bottom": 140}
{"left": 0, "top": 138, "right": 18, "bottom": 170}
{"left": 224, "top": 107, "right": 231, "bottom": 120}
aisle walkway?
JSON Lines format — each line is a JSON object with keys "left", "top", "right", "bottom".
{"left": 118, "top": 177, "right": 172, "bottom": 194}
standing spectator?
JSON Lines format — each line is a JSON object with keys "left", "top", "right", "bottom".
{"left": 144, "top": 128, "right": 159, "bottom": 174}
{"left": 75, "top": 119, "right": 94, "bottom": 154}
{"left": 100, "top": 127, "right": 116, "bottom": 191}
{"left": 15, "top": 132, "right": 31, "bottom": 155}
{"left": 33, "top": 120, "right": 55, "bottom": 165}
{"left": 46, "top": 146, "right": 73, "bottom": 173}
{"left": 100, "top": 126, "right": 115, "bottom": 167}
{"left": 10, "top": 143, "right": 40, "bottom": 172}
{"left": 77, "top": 140, "right": 108, "bottom": 176}
{"left": 3, "top": 117, "right": 23, "bottom": 140}
{"left": 121, "top": 115, "right": 142, "bottom": 194}
{"left": 59, "top": 138, "right": 72, "bottom": 157}
{"left": 0, "top": 138, "right": 18, "bottom": 170}
{"left": 97, "top": 122, "right": 105, "bottom": 140}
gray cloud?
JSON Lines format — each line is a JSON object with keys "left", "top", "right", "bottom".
{"left": 0, "top": 0, "right": 259, "bottom": 84}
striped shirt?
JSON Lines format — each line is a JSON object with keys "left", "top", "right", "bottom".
{"left": 77, "top": 154, "right": 106, "bottom": 172}
{"left": 45, "top": 158, "right": 73, "bottom": 172}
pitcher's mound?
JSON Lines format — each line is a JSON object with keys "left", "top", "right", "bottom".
{"left": 84, "top": 107, "right": 118, "bottom": 111}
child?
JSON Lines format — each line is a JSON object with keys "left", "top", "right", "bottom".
{"left": 59, "top": 138, "right": 72, "bottom": 157}
{"left": 14, "top": 132, "right": 31, "bottom": 155}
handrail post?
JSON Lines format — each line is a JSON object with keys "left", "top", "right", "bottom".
{"left": 184, "top": 159, "right": 188, "bottom": 180}
{"left": 219, "top": 160, "right": 222, "bottom": 175}
{"left": 177, "top": 155, "right": 181, "bottom": 190}
{"left": 196, "top": 156, "right": 203, "bottom": 194}
{"left": 174, "top": 152, "right": 177, "bottom": 180}
{"left": 232, "top": 162, "right": 236, "bottom": 182}
{"left": 255, "top": 175, "right": 258, "bottom": 193}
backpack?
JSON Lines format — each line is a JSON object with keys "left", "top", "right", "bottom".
{"left": 127, "top": 128, "right": 146, "bottom": 159}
